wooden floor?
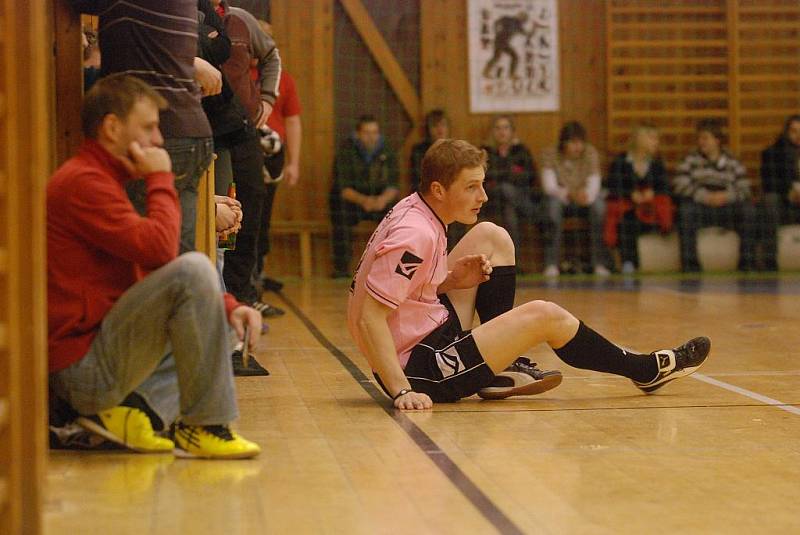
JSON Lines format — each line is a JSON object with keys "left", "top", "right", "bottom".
{"left": 45, "top": 275, "right": 800, "bottom": 534}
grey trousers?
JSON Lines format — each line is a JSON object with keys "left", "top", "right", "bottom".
{"left": 49, "top": 253, "right": 238, "bottom": 427}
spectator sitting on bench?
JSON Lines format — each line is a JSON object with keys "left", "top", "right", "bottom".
{"left": 604, "top": 124, "right": 674, "bottom": 274}
{"left": 540, "top": 121, "right": 610, "bottom": 277}
{"left": 329, "top": 115, "right": 399, "bottom": 278}
{"left": 674, "top": 119, "right": 756, "bottom": 273}
{"left": 481, "top": 115, "right": 538, "bottom": 270}
{"left": 760, "top": 114, "right": 800, "bottom": 271}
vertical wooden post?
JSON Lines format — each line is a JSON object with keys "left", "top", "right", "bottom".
{"left": 726, "top": 0, "right": 740, "bottom": 156}
{"left": 53, "top": 0, "right": 83, "bottom": 166}
{"left": 1, "top": 0, "right": 53, "bottom": 533}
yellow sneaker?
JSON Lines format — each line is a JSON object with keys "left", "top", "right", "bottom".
{"left": 171, "top": 422, "right": 261, "bottom": 460}
{"left": 77, "top": 406, "right": 174, "bottom": 453}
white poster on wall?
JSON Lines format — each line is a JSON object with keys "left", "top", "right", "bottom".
{"left": 468, "top": 0, "right": 560, "bottom": 113}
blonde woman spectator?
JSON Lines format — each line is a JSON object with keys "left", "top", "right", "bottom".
{"left": 604, "top": 125, "right": 674, "bottom": 274}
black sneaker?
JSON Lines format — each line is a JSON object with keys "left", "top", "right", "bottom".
{"left": 259, "top": 275, "right": 284, "bottom": 292}
{"left": 251, "top": 300, "right": 285, "bottom": 317}
{"left": 477, "top": 357, "right": 563, "bottom": 400}
{"left": 633, "top": 336, "right": 711, "bottom": 394}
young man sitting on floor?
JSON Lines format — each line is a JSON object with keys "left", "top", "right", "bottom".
{"left": 348, "top": 139, "right": 711, "bottom": 410}
{"left": 47, "top": 74, "right": 262, "bottom": 458}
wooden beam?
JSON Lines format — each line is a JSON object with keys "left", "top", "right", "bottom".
{"left": 339, "top": 0, "right": 420, "bottom": 122}
{"left": 726, "top": 0, "right": 740, "bottom": 156}
{"left": 53, "top": 0, "right": 83, "bottom": 165}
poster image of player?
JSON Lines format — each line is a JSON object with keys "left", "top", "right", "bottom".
{"left": 468, "top": 0, "right": 560, "bottom": 113}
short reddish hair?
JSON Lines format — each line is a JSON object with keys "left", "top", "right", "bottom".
{"left": 419, "top": 139, "right": 487, "bottom": 193}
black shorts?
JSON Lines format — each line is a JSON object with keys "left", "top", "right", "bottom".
{"left": 376, "top": 296, "right": 495, "bottom": 403}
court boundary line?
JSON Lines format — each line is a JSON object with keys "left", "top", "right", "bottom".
{"left": 429, "top": 402, "right": 800, "bottom": 414}
{"left": 691, "top": 373, "right": 800, "bottom": 416}
{"left": 276, "top": 292, "right": 526, "bottom": 535}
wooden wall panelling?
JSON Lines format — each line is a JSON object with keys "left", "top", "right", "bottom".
{"left": 733, "top": 0, "right": 800, "bottom": 189}
{"left": 271, "top": 0, "right": 335, "bottom": 223}
{"left": 606, "top": 0, "right": 729, "bottom": 169}
{"left": 421, "top": 0, "right": 606, "bottom": 162}
{"left": 268, "top": 1, "right": 335, "bottom": 276}
{"left": 1, "top": 0, "right": 52, "bottom": 533}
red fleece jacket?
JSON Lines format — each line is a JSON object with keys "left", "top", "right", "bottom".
{"left": 47, "top": 140, "right": 240, "bottom": 373}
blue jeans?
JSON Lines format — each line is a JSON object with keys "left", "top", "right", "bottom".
{"left": 677, "top": 200, "right": 757, "bottom": 271}
{"left": 49, "top": 253, "right": 238, "bottom": 427}
{"left": 481, "top": 181, "right": 539, "bottom": 264}
{"left": 126, "top": 137, "right": 214, "bottom": 254}
{"left": 543, "top": 195, "right": 608, "bottom": 268}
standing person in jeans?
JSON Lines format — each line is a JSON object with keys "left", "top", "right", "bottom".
{"left": 255, "top": 67, "right": 303, "bottom": 294}
{"left": 540, "top": 121, "right": 610, "bottom": 277}
{"left": 604, "top": 124, "right": 674, "bottom": 274}
{"left": 760, "top": 115, "right": 800, "bottom": 271}
{"left": 48, "top": 75, "right": 261, "bottom": 459}
{"left": 481, "top": 115, "right": 538, "bottom": 270}
{"left": 73, "top": 0, "right": 221, "bottom": 254}
{"left": 674, "top": 119, "right": 757, "bottom": 272}
{"left": 212, "top": 0, "right": 284, "bottom": 316}
{"left": 330, "top": 115, "right": 400, "bottom": 278}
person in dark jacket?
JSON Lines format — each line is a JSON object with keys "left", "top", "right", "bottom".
{"left": 481, "top": 115, "right": 538, "bottom": 269}
{"left": 329, "top": 115, "right": 400, "bottom": 278}
{"left": 198, "top": 0, "right": 285, "bottom": 316}
{"left": 410, "top": 110, "right": 450, "bottom": 192}
{"left": 760, "top": 114, "right": 800, "bottom": 271}
{"left": 604, "top": 124, "right": 673, "bottom": 274}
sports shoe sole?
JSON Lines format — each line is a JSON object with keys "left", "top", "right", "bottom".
{"left": 172, "top": 446, "right": 260, "bottom": 460}
{"left": 76, "top": 416, "right": 172, "bottom": 454}
{"left": 477, "top": 372, "right": 563, "bottom": 400}
{"left": 636, "top": 359, "right": 706, "bottom": 394}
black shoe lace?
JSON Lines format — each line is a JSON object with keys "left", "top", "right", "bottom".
{"left": 204, "top": 425, "right": 235, "bottom": 441}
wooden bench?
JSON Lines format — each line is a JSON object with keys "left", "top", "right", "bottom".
{"left": 271, "top": 219, "right": 379, "bottom": 279}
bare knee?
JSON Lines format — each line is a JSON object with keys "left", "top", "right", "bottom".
{"left": 472, "top": 222, "right": 515, "bottom": 263}
{"left": 519, "top": 300, "right": 571, "bottom": 326}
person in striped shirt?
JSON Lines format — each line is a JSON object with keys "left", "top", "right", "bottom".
{"left": 673, "top": 119, "right": 757, "bottom": 272}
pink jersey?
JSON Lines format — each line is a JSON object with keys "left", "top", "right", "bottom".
{"left": 348, "top": 193, "right": 450, "bottom": 367}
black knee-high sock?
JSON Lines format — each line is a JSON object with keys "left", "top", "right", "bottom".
{"left": 554, "top": 322, "right": 658, "bottom": 383}
{"left": 475, "top": 265, "right": 516, "bottom": 323}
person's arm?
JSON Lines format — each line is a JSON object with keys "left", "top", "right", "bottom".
{"left": 605, "top": 156, "right": 626, "bottom": 199}
{"left": 673, "top": 154, "right": 706, "bottom": 204}
{"left": 651, "top": 158, "right": 670, "bottom": 195}
{"left": 358, "top": 295, "right": 432, "bottom": 410}
{"left": 284, "top": 115, "right": 302, "bottom": 186}
{"left": 437, "top": 254, "right": 492, "bottom": 295}
{"left": 341, "top": 187, "right": 371, "bottom": 208}
{"left": 197, "top": 0, "right": 231, "bottom": 67}
{"left": 541, "top": 167, "right": 568, "bottom": 201}
{"left": 729, "top": 158, "right": 751, "bottom": 203}
{"left": 65, "top": 144, "right": 180, "bottom": 269}
{"left": 583, "top": 145, "right": 602, "bottom": 203}
{"left": 234, "top": 7, "right": 280, "bottom": 119}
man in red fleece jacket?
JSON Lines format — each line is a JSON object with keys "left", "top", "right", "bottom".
{"left": 47, "top": 74, "right": 261, "bottom": 459}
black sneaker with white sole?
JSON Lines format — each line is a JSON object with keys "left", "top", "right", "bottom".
{"left": 478, "top": 357, "right": 563, "bottom": 400}
{"left": 251, "top": 300, "right": 285, "bottom": 317}
{"left": 633, "top": 336, "right": 711, "bottom": 394}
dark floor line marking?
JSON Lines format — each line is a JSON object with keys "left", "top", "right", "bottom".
{"left": 429, "top": 402, "right": 800, "bottom": 414}
{"left": 276, "top": 291, "right": 525, "bottom": 535}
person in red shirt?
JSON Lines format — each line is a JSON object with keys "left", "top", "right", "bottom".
{"left": 47, "top": 75, "right": 261, "bottom": 459}
{"left": 256, "top": 69, "right": 303, "bottom": 289}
